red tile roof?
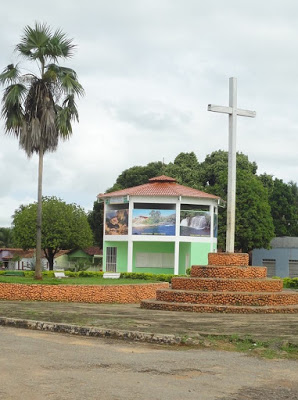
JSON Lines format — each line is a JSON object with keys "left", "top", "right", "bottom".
{"left": 84, "top": 247, "right": 102, "bottom": 256}
{"left": 0, "top": 248, "right": 45, "bottom": 258}
{"left": 98, "top": 175, "right": 219, "bottom": 200}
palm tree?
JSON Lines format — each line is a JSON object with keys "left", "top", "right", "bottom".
{"left": 0, "top": 23, "right": 84, "bottom": 279}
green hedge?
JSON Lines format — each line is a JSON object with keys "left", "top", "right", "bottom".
{"left": 1, "top": 269, "right": 297, "bottom": 286}
{"left": 22, "top": 271, "right": 104, "bottom": 278}
{"left": 283, "top": 277, "right": 298, "bottom": 289}
{"left": 119, "top": 272, "right": 183, "bottom": 282}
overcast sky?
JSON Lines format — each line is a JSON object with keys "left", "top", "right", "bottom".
{"left": 1, "top": 0, "right": 298, "bottom": 227}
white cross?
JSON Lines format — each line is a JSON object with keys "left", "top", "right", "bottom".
{"left": 208, "top": 77, "right": 256, "bottom": 253}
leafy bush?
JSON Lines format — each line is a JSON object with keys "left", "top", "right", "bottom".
{"left": 283, "top": 277, "right": 298, "bottom": 289}
{"left": 119, "top": 272, "right": 183, "bottom": 282}
{"left": 3, "top": 270, "right": 25, "bottom": 276}
{"left": 24, "top": 271, "right": 34, "bottom": 278}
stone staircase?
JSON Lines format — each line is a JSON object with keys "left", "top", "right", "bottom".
{"left": 141, "top": 253, "right": 298, "bottom": 313}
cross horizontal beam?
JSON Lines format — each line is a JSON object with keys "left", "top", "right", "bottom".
{"left": 208, "top": 104, "right": 256, "bottom": 118}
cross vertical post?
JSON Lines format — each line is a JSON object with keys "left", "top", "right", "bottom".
{"left": 227, "top": 77, "right": 237, "bottom": 253}
{"left": 208, "top": 77, "right": 256, "bottom": 253}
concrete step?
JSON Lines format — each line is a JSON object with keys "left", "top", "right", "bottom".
{"left": 171, "top": 277, "right": 283, "bottom": 292}
{"left": 191, "top": 265, "right": 267, "bottom": 279}
{"left": 141, "top": 299, "right": 298, "bottom": 314}
{"left": 155, "top": 289, "right": 298, "bottom": 306}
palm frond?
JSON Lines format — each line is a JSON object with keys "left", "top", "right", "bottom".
{"left": 16, "top": 23, "right": 76, "bottom": 66}
{"left": 56, "top": 105, "right": 72, "bottom": 137}
{"left": 16, "top": 23, "right": 51, "bottom": 62}
{"left": 1, "top": 84, "right": 26, "bottom": 135}
{"left": 56, "top": 94, "right": 79, "bottom": 138}
{"left": 0, "top": 64, "right": 21, "bottom": 85}
{"left": 45, "top": 64, "right": 84, "bottom": 97}
{"left": 48, "top": 29, "right": 76, "bottom": 60}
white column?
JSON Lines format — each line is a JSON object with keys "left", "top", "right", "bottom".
{"left": 174, "top": 198, "right": 181, "bottom": 275}
{"left": 209, "top": 204, "right": 214, "bottom": 253}
{"left": 127, "top": 198, "right": 133, "bottom": 272}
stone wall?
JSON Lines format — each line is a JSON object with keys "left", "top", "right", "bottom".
{"left": 208, "top": 252, "right": 249, "bottom": 266}
{"left": 0, "top": 282, "right": 169, "bottom": 304}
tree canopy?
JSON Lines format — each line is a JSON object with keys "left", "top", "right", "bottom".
{"left": 88, "top": 201, "right": 104, "bottom": 248}
{"left": 0, "top": 227, "right": 14, "bottom": 248}
{"left": 13, "top": 197, "right": 93, "bottom": 270}
{"left": 106, "top": 161, "right": 164, "bottom": 193}
{"left": 199, "top": 151, "right": 275, "bottom": 251}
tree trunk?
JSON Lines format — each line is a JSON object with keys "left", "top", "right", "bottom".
{"left": 48, "top": 249, "right": 55, "bottom": 271}
{"left": 35, "top": 145, "right": 43, "bottom": 280}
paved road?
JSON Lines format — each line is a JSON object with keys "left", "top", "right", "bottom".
{"left": 1, "top": 326, "right": 298, "bottom": 400}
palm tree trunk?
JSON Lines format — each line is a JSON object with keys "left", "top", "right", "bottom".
{"left": 35, "top": 145, "right": 43, "bottom": 280}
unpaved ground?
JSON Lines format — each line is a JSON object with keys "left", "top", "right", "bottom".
{"left": 1, "top": 326, "right": 298, "bottom": 400}
{"left": 0, "top": 300, "right": 297, "bottom": 343}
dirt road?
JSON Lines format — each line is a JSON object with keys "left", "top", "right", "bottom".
{"left": 1, "top": 326, "right": 297, "bottom": 400}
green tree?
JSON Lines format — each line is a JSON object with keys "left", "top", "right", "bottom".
{"left": 106, "top": 161, "right": 164, "bottom": 192}
{"left": 12, "top": 197, "right": 93, "bottom": 270}
{"left": 88, "top": 201, "right": 104, "bottom": 248}
{"left": 164, "top": 152, "right": 203, "bottom": 189}
{"left": 0, "top": 23, "right": 83, "bottom": 279}
{"left": 200, "top": 151, "right": 274, "bottom": 251}
{"left": 0, "top": 227, "right": 14, "bottom": 248}
{"left": 260, "top": 175, "right": 298, "bottom": 236}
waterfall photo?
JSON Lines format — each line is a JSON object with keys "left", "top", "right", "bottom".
{"left": 180, "top": 210, "right": 211, "bottom": 237}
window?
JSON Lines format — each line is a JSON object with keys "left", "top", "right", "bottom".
{"left": 136, "top": 252, "right": 174, "bottom": 269}
{"left": 262, "top": 259, "right": 276, "bottom": 277}
{"left": 289, "top": 260, "right": 298, "bottom": 278}
{"left": 106, "top": 247, "right": 117, "bottom": 272}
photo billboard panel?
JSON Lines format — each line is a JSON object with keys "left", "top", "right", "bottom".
{"left": 132, "top": 209, "right": 176, "bottom": 236}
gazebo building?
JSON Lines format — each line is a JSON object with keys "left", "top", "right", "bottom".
{"left": 98, "top": 176, "right": 220, "bottom": 275}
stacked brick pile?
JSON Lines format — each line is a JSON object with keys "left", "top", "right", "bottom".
{"left": 141, "top": 253, "right": 298, "bottom": 313}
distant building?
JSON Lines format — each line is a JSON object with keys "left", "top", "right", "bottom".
{"left": 98, "top": 175, "right": 221, "bottom": 275}
{"left": 252, "top": 237, "right": 298, "bottom": 278}
{"left": 0, "top": 247, "right": 103, "bottom": 271}
{"left": 0, "top": 248, "right": 48, "bottom": 270}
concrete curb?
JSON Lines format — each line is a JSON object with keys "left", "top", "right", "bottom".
{"left": 0, "top": 317, "right": 185, "bottom": 345}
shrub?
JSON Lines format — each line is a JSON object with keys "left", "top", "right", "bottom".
{"left": 119, "top": 272, "right": 183, "bottom": 282}
{"left": 283, "top": 277, "right": 298, "bottom": 289}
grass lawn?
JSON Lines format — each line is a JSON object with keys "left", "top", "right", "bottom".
{"left": 0, "top": 276, "right": 159, "bottom": 285}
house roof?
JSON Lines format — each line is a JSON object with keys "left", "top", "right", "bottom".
{"left": 270, "top": 237, "right": 298, "bottom": 248}
{"left": 98, "top": 175, "right": 219, "bottom": 201}
{"left": 84, "top": 246, "right": 103, "bottom": 256}
{"left": 0, "top": 247, "right": 103, "bottom": 259}
{"left": 0, "top": 248, "right": 43, "bottom": 259}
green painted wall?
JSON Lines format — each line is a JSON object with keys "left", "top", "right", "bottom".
{"left": 179, "top": 242, "right": 191, "bottom": 275}
{"left": 104, "top": 241, "right": 128, "bottom": 272}
{"left": 190, "top": 242, "right": 210, "bottom": 266}
{"left": 55, "top": 254, "right": 69, "bottom": 269}
{"left": 68, "top": 249, "right": 91, "bottom": 260}
{"left": 133, "top": 242, "right": 175, "bottom": 274}
{"left": 103, "top": 240, "right": 215, "bottom": 274}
